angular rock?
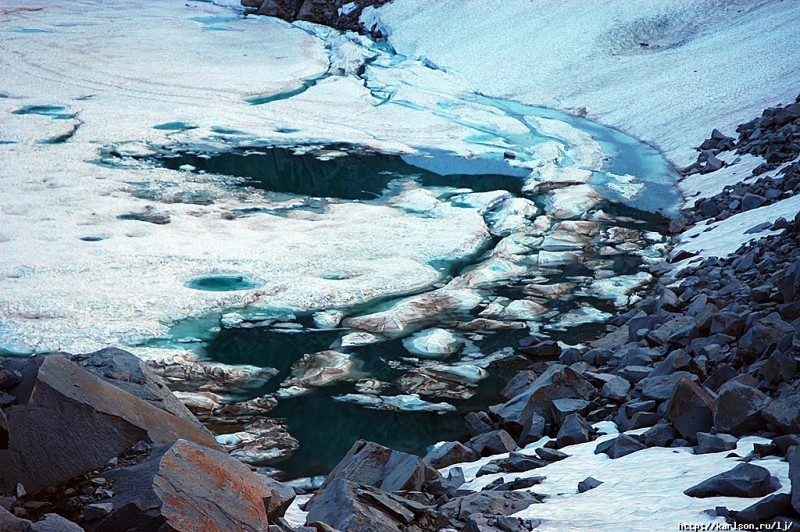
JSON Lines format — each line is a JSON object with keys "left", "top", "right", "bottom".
{"left": 666, "top": 378, "right": 715, "bottom": 443}
{"left": 594, "top": 434, "right": 646, "bottom": 459}
{"left": 0, "top": 409, "right": 7, "bottom": 450}
{"left": 517, "top": 414, "right": 546, "bottom": 447}
{"left": 763, "top": 351, "right": 798, "bottom": 385}
{"left": 467, "top": 430, "right": 517, "bottom": 457}
{"left": 319, "top": 439, "right": 442, "bottom": 501}
{"left": 550, "top": 398, "right": 591, "bottom": 425}
{"left": 556, "top": 413, "right": 592, "bottom": 447}
{"left": 714, "top": 381, "right": 770, "bottom": 436}
{"left": 763, "top": 393, "right": 800, "bottom": 433}
{"left": 738, "top": 314, "right": 794, "bottom": 359}
{"left": 639, "top": 372, "right": 697, "bottom": 401}
{"left": 31, "top": 514, "right": 82, "bottom": 532}
{"left": 0, "top": 506, "right": 31, "bottom": 532}
{"left": 439, "top": 491, "right": 540, "bottom": 522}
{"left": 0, "top": 354, "right": 218, "bottom": 494}
{"left": 535, "top": 447, "right": 568, "bottom": 462}
{"left": 695, "top": 432, "right": 738, "bottom": 454}
{"left": 578, "top": 477, "right": 603, "bottom": 493}
{"left": 423, "top": 441, "right": 478, "bottom": 469}
{"left": 684, "top": 463, "right": 778, "bottom": 498}
{"left": 490, "top": 365, "right": 594, "bottom": 431}
{"left": 96, "top": 439, "right": 294, "bottom": 530}
{"left": 304, "top": 478, "right": 404, "bottom": 532}
{"left": 735, "top": 493, "right": 795, "bottom": 525}
{"left": 790, "top": 446, "right": 800, "bottom": 514}
{"left": 641, "top": 422, "right": 678, "bottom": 448}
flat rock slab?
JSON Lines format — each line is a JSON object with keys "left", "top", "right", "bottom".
{"left": 684, "top": 463, "right": 779, "bottom": 498}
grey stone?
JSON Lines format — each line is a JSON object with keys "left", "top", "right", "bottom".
{"left": 639, "top": 372, "right": 697, "bottom": 401}
{"left": 641, "top": 422, "right": 679, "bottom": 448}
{"left": 763, "top": 393, "right": 800, "bottom": 433}
{"left": 439, "top": 491, "right": 540, "bottom": 522}
{"left": 0, "top": 506, "right": 31, "bottom": 532}
{"left": 423, "top": 441, "right": 478, "bottom": 469}
{"left": 577, "top": 477, "right": 603, "bottom": 493}
{"left": 789, "top": 446, "right": 800, "bottom": 514}
{"left": 31, "top": 514, "right": 82, "bottom": 532}
{"left": 714, "top": 381, "right": 770, "bottom": 436}
{"left": 95, "top": 439, "right": 290, "bottom": 530}
{"left": 735, "top": 493, "right": 795, "bottom": 525}
{"left": 763, "top": 351, "right": 798, "bottom": 385}
{"left": 684, "top": 463, "right": 779, "bottom": 498}
{"left": 667, "top": 378, "right": 715, "bottom": 443}
{"left": 556, "top": 413, "right": 593, "bottom": 447}
{"left": 594, "top": 434, "right": 646, "bottom": 459}
{"left": 695, "top": 432, "right": 738, "bottom": 454}
{"left": 467, "top": 430, "right": 518, "bottom": 457}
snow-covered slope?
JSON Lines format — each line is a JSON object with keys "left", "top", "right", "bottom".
{"left": 372, "top": 0, "right": 800, "bottom": 166}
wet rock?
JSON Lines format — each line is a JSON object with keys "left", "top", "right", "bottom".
{"left": 695, "top": 432, "right": 738, "bottom": 454}
{"left": 281, "top": 350, "right": 358, "bottom": 393}
{"left": 0, "top": 353, "right": 218, "bottom": 494}
{"left": 666, "top": 378, "right": 715, "bottom": 443}
{"left": 96, "top": 439, "right": 292, "bottom": 530}
{"left": 0, "top": 506, "right": 31, "bottom": 532}
{"left": 216, "top": 418, "right": 300, "bottom": 466}
{"left": 517, "top": 339, "right": 560, "bottom": 358}
{"left": 467, "top": 430, "right": 518, "bottom": 457}
{"left": 594, "top": 434, "right": 646, "bottom": 459}
{"left": 762, "top": 393, "right": 800, "bottom": 433}
{"left": 396, "top": 370, "right": 476, "bottom": 400}
{"left": 439, "top": 491, "right": 541, "bottom": 522}
{"left": 684, "top": 463, "right": 779, "bottom": 498}
{"left": 714, "top": 381, "right": 770, "bottom": 436}
{"left": 556, "top": 413, "right": 593, "bottom": 447}
{"left": 423, "top": 442, "right": 478, "bottom": 469}
{"left": 578, "top": 477, "right": 603, "bottom": 493}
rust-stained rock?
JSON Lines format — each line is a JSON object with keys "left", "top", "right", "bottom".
{"left": 0, "top": 353, "right": 218, "bottom": 494}
{"left": 91, "top": 439, "right": 295, "bottom": 531}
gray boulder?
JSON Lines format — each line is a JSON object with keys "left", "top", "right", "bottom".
{"left": 764, "top": 394, "right": 800, "bottom": 433}
{"left": 468, "top": 430, "right": 518, "bottom": 457}
{"left": 684, "top": 463, "right": 779, "bottom": 498}
{"left": 423, "top": 441, "right": 478, "bottom": 469}
{"left": 639, "top": 372, "right": 697, "bottom": 401}
{"left": 0, "top": 506, "right": 31, "bottom": 532}
{"left": 0, "top": 354, "right": 218, "bottom": 494}
{"left": 714, "top": 381, "right": 770, "bottom": 436}
{"left": 316, "top": 440, "right": 438, "bottom": 493}
{"left": 92, "top": 439, "right": 292, "bottom": 531}
{"left": 695, "top": 432, "right": 738, "bottom": 454}
{"left": 594, "top": 434, "right": 646, "bottom": 459}
{"left": 556, "top": 413, "right": 592, "bottom": 447}
{"left": 439, "top": 491, "right": 540, "bottom": 522}
{"left": 666, "top": 378, "right": 715, "bottom": 442}
{"left": 578, "top": 477, "right": 603, "bottom": 493}
{"left": 789, "top": 446, "right": 800, "bottom": 514}
{"left": 31, "top": 514, "right": 82, "bottom": 532}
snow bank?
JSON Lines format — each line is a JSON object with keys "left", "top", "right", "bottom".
{"left": 374, "top": 0, "right": 800, "bottom": 167}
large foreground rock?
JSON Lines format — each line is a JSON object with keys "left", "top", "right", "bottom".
{"left": 0, "top": 352, "right": 218, "bottom": 494}
{"left": 92, "top": 439, "right": 294, "bottom": 531}
{"left": 666, "top": 377, "right": 715, "bottom": 442}
{"left": 684, "top": 463, "right": 779, "bottom": 498}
